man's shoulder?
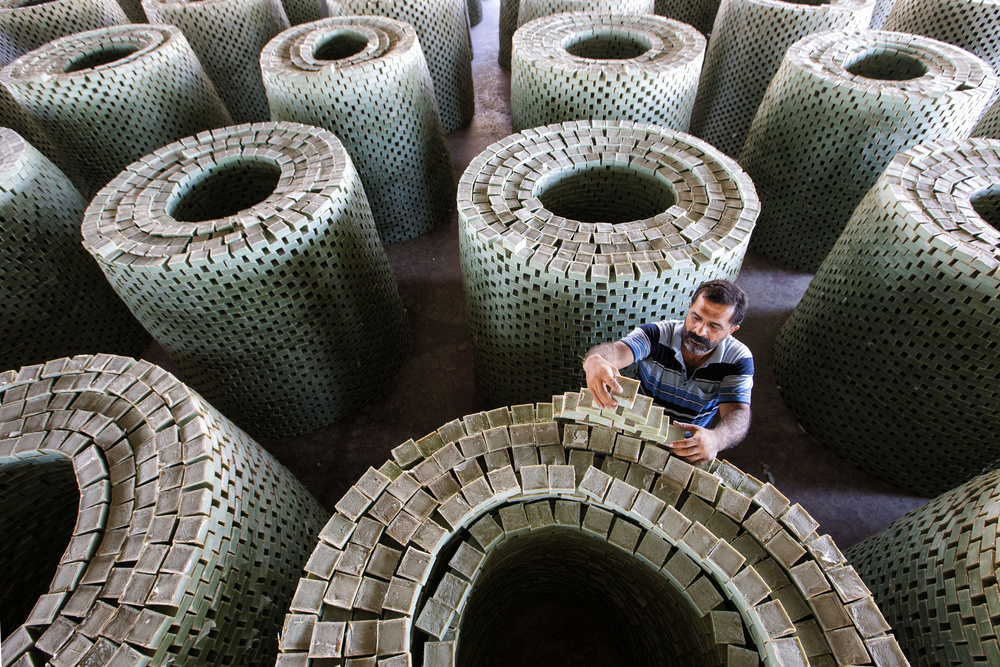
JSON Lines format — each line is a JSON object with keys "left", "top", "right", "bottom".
{"left": 625, "top": 320, "right": 683, "bottom": 366}
{"left": 642, "top": 319, "right": 683, "bottom": 340}
{"left": 717, "top": 335, "right": 754, "bottom": 374}
{"left": 723, "top": 335, "right": 753, "bottom": 361}
{"left": 695, "top": 337, "right": 753, "bottom": 383}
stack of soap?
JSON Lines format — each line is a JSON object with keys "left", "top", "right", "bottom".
{"left": 277, "top": 396, "right": 904, "bottom": 666}
{"left": 0, "top": 355, "right": 327, "bottom": 666}
{"left": 0, "top": 128, "right": 147, "bottom": 372}
{"left": 654, "top": 0, "right": 723, "bottom": 36}
{"left": 511, "top": 13, "right": 705, "bottom": 133}
{"left": 847, "top": 468, "right": 1000, "bottom": 665}
{"left": 774, "top": 139, "right": 1000, "bottom": 494}
{"left": 517, "top": 0, "right": 653, "bottom": 29}
{"left": 0, "top": 24, "right": 231, "bottom": 198}
{"left": 143, "top": 0, "right": 289, "bottom": 123}
{"left": 82, "top": 122, "right": 407, "bottom": 437}
{"left": 883, "top": 0, "right": 1000, "bottom": 104}
{"left": 688, "top": 0, "right": 874, "bottom": 158}
{"left": 458, "top": 120, "right": 759, "bottom": 406}
{"left": 501, "top": 0, "right": 653, "bottom": 70}
{"left": 0, "top": 0, "right": 127, "bottom": 65}
{"left": 262, "top": 16, "right": 456, "bottom": 244}
{"left": 467, "top": 0, "right": 482, "bottom": 26}
{"left": 740, "top": 29, "right": 996, "bottom": 272}
{"left": 326, "top": 0, "right": 474, "bottom": 132}
{"left": 498, "top": 0, "right": 519, "bottom": 69}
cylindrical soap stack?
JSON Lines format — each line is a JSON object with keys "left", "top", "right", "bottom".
{"left": 458, "top": 120, "right": 759, "bottom": 407}
{"left": 0, "top": 24, "right": 232, "bottom": 198}
{"left": 688, "top": 0, "right": 875, "bottom": 159}
{"left": 281, "top": 0, "right": 323, "bottom": 26}
{"left": 498, "top": 0, "right": 520, "bottom": 68}
{"left": 511, "top": 13, "right": 706, "bottom": 132}
{"left": 277, "top": 397, "right": 906, "bottom": 665}
{"left": 143, "top": 0, "right": 289, "bottom": 123}
{"left": 774, "top": 139, "right": 1000, "bottom": 495}
{"left": 468, "top": 0, "right": 483, "bottom": 26}
{"left": 0, "top": 355, "right": 327, "bottom": 666}
{"left": 0, "top": 85, "right": 62, "bottom": 170}
{"left": 518, "top": 0, "right": 654, "bottom": 28}
{"left": 326, "top": 0, "right": 474, "bottom": 133}
{"left": 654, "top": 0, "right": 723, "bottom": 35}
{"left": 740, "top": 29, "right": 996, "bottom": 272}
{"left": 82, "top": 122, "right": 408, "bottom": 438}
{"left": 262, "top": 16, "right": 455, "bottom": 244}
{"left": 0, "top": 128, "right": 148, "bottom": 371}
{"left": 847, "top": 468, "right": 1000, "bottom": 665}
{"left": 0, "top": 0, "right": 127, "bottom": 66}
{"left": 882, "top": 0, "right": 1000, "bottom": 103}
{"left": 974, "top": 95, "right": 1000, "bottom": 138}
{"left": 501, "top": 0, "right": 654, "bottom": 71}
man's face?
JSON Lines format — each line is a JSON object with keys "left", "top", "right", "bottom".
{"left": 681, "top": 295, "right": 739, "bottom": 356}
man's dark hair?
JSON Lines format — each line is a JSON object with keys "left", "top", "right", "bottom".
{"left": 691, "top": 279, "right": 749, "bottom": 327}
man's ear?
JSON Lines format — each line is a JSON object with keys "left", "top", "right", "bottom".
{"left": 729, "top": 325, "right": 740, "bottom": 335}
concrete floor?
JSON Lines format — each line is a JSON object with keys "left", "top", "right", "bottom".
{"left": 147, "top": 0, "right": 929, "bottom": 550}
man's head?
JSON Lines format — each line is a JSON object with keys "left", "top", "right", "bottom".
{"left": 681, "top": 280, "right": 748, "bottom": 356}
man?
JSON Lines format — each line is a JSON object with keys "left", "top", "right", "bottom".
{"left": 582, "top": 279, "right": 752, "bottom": 464}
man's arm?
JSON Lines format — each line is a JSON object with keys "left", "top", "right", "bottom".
{"left": 582, "top": 341, "right": 635, "bottom": 410}
{"left": 671, "top": 402, "right": 751, "bottom": 465}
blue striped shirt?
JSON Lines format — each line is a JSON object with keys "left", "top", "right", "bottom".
{"left": 620, "top": 320, "right": 753, "bottom": 427}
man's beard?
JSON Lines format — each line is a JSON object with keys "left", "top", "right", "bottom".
{"left": 682, "top": 328, "right": 719, "bottom": 355}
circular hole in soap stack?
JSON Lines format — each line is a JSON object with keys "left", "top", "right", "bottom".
{"left": 846, "top": 50, "right": 928, "bottom": 80}
{"left": 564, "top": 31, "right": 652, "bottom": 60}
{"left": 971, "top": 186, "right": 1000, "bottom": 231}
{"left": 63, "top": 45, "right": 140, "bottom": 73}
{"left": 0, "top": 454, "right": 79, "bottom": 640}
{"left": 535, "top": 164, "right": 677, "bottom": 224}
{"left": 456, "top": 528, "right": 711, "bottom": 667}
{"left": 313, "top": 30, "right": 370, "bottom": 61}
{"left": 169, "top": 157, "right": 283, "bottom": 223}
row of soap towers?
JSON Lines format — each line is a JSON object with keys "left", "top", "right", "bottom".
{"left": 0, "top": 0, "right": 997, "bottom": 663}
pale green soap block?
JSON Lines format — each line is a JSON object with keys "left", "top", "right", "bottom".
{"left": 611, "top": 375, "right": 640, "bottom": 408}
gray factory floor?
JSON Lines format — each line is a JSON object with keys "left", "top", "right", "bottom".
{"left": 146, "top": 0, "right": 930, "bottom": 550}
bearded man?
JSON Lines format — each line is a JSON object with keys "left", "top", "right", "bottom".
{"left": 582, "top": 279, "right": 753, "bottom": 464}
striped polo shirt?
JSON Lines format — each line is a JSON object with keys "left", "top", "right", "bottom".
{"left": 620, "top": 320, "right": 753, "bottom": 427}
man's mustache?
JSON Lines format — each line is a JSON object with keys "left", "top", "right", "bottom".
{"left": 685, "top": 331, "right": 710, "bottom": 346}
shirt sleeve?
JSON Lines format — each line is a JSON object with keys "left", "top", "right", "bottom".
{"left": 620, "top": 323, "right": 661, "bottom": 364}
{"left": 717, "top": 356, "right": 754, "bottom": 405}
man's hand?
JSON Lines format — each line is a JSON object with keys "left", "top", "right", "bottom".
{"left": 583, "top": 354, "right": 623, "bottom": 410}
{"left": 582, "top": 341, "right": 635, "bottom": 410}
{"left": 670, "top": 403, "right": 751, "bottom": 464}
{"left": 669, "top": 421, "right": 724, "bottom": 464}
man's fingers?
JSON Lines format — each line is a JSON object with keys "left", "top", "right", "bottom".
{"left": 672, "top": 444, "right": 711, "bottom": 464}
{"left": 667, "top": 424, "right": 718, "bottom": 465}
{"left": 668, "top": 436, "right": 711, "bottom": 459}
{"left": 591, "top": 383, "right": 617, "bottom": 410}
{"left": 583, "top": 357, "right": 621, "bottom": 411}
{"left": 586, "top": 368, "right": 625, "bottom": 410}
{"left": 599, "top": 378, "right": 623, "bottom": 409}
{"left": 673, "top": 449, "right": 705, "bottom": 464}
{"left": 668, "top": 441, "right": 700, "bottom": 455}
{"left": 673, "top": 448, "right": 701, "bottom": 459}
